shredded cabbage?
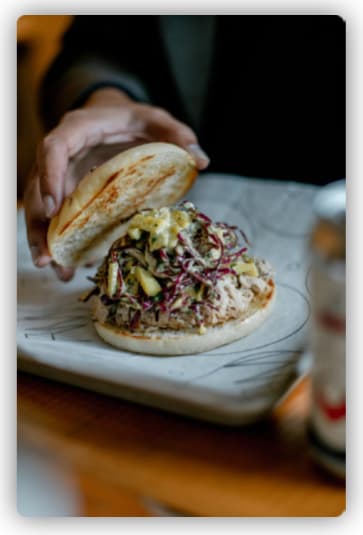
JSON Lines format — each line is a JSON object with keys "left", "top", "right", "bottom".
{"left": 91, "top": 202, "right": 253, "bottom": 331}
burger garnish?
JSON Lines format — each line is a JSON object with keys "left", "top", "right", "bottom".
{"left": 85, "top": 202, "right": 273, "bottom": 334}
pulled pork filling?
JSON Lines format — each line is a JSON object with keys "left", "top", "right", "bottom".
{"left": 84, "top": 202, "right": 273, "bottom": 333}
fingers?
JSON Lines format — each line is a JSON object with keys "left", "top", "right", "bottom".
{"left": 143, "top": 107, "right": 210, "bottom": 170}
{"left": 185, "top": 144, "right": 210, "bottom": 170}
{"left": 37, "top": 134, "right": 69, "bottom": 217}
{"left": 24, "top": 169, "right": 75, "bottom": 281}
{"left": 24, "top": 170, "right": 52, "bottom": 267}
{"left": 36, "top": 112, "right": 97, "bottom": 217}
{"left": 37, "top": 108, "right": 141, "bottom": 217}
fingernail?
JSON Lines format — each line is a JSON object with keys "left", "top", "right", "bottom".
{"left": 43, "top": 195, "right": 56, "bottom": 218}
{"left": 30, "top": 245, "right": 40, "bottom": 265}
{"left": 30, "top": 247, "right": 50, "bottom": 268}
{"left": 187, "top": 144, "right": 210, "bottom": 166}
{"left": 52, "top": 263, "right": 74, "bottom": 282}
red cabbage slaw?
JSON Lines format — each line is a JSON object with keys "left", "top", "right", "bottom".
{"left": 87, "top": 202, "right": 251, "bottom": 330}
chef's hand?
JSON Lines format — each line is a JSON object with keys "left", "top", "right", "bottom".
{"left": 24, "top": 88, "right": 210, "bottom": 281}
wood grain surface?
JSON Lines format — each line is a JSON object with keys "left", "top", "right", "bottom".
{"left": 17, "top": 372, "right": 345, "bottom": 517}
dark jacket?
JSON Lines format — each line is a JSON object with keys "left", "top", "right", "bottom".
{"left": 41, "top": 15, "right": 345, "bottom": 184}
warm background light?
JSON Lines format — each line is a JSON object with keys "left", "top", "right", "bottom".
{"left": 17, "top": 15, "right": 72, "bottom": 194}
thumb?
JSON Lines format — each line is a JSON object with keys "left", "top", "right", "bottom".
{"left": 144, "top": 108, "right": 210, "bottom": 170}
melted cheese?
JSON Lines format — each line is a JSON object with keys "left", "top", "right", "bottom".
{"left": 128, "top": 207, "right": 191, "bottom": 251}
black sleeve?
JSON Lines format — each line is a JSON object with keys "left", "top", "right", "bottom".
{"left": 39, "top": 16, "right": 153, "bottom": 130}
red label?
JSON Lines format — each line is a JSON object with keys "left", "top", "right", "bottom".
{"left": 316, "top": 392, "right": 346, "bottom": 421}
{"left": 318, "top": 311, "right": 345, "bottom": 334}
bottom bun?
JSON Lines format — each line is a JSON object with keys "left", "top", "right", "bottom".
{"left": 94, "top": 283, "right": 275, "bottom": 356}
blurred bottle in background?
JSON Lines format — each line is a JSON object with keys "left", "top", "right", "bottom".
{"left": 17, "top": 441, "right": 81, "bottom": 516}
{"left": 308, "top": 180, "right": 346, "bottom": 479}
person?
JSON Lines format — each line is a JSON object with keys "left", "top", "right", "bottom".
{"left": 24, "top": 15, "right": 345, "bottom": 280}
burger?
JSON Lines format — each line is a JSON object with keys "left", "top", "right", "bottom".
{"left": 48, "top": 143, "right": 275, "bottom": 355}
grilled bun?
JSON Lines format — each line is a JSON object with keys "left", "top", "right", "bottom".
{"left": 47, "top": 143, "right": 197, "bottom": 267}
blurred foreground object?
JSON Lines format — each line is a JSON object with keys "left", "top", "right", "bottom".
{"left": 308, "top": 180, "right": 346, "bottom": 478}
{"left": 17, "top": 442, "right": 81, "bottom": 516}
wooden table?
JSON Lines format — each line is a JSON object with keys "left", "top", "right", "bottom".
{"left": 17, "top": 371, "right": 345, "bottom": 516}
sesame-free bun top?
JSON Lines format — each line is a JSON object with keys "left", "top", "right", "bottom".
{"left": 47, "top": 143, "right": 198, "bottom": 267}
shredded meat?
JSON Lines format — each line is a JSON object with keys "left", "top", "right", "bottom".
{"left": 92, "top": 275, "right": 269, "bottom": 332}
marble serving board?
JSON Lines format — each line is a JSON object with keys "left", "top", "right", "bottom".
{"left": 17, "top": 174, "right": 316, "bottom": 424}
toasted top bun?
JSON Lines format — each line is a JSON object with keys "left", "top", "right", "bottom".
{"left": 93, "top": 280, "right": 275, "bottom": 356}
{"left": 47, "top": 143, "right": 197, "bottom": 267}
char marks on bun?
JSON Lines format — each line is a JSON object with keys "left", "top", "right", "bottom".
{"left": 47, "top": 143, "right": 197, "bottom": 267}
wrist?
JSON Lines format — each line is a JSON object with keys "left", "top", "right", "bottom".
{"left": 83, "top": 87, "right": 134, "bottom": 108}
